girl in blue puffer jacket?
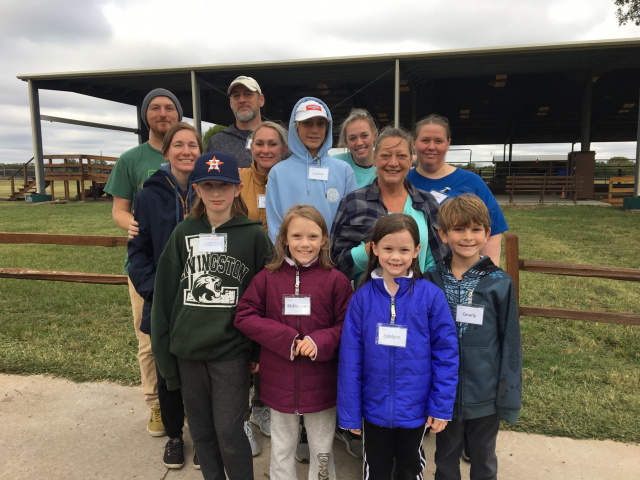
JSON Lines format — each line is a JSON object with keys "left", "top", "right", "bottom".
{"left": 337, "top": 214, "right": 459, "bottom": 479}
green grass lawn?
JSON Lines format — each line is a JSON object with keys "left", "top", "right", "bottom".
{"left": 0, "top": 202, "right": 638, "bottom": 443}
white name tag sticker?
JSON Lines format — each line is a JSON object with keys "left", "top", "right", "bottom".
{"left": 199, "top": 234, "right": 227, "bottom": 253}
{"left": 376, "top": 324, "right": 408, "bottom": 348}
{"left": 308, "top": 167, "right": 329, "bottom": 181}
{"left": 245, "top": 137, "right": 252, "bottom": 149}
{"left": 456, "top": 304, "right": 485, "bottom": 325}
{"left": 430, "top": 190, "right": 449, "bottom": 204}
{"left": 283, "top": 295, "right": 311, "bottom": 316}
{"left": 257, "top": 194, "right": 266, "bottom": 209}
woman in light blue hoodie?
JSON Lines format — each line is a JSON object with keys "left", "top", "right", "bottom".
{"left": 265, "top": 97, "right": 358, "bottom": 242}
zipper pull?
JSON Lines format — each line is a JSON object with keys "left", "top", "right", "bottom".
{"left": 295, "top": 265, "right": 300, "bottom": 296}
{"left": 317, "top": 157, "right": 320, "bottom": 166}
{"left": 390, "top": 296, "right": 396, "bottom": 325}
{"left": 467, "top": 290, "right": 473, "bottom": 305}
{"left": 211, "top": 223, "right": 216, "bottom": 234}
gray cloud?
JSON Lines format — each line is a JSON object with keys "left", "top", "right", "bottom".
{"left": 1, "top": 0, "right": 638, "bottom": 164}
{"left": 0, "top": 0, "right": 112, "bottom": 44}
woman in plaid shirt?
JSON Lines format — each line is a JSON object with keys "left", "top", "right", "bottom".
{"left": 330, "top": 126, "right": 448, "bottom": 286}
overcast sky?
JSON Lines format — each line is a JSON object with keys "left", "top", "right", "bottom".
{"left": 1, "top": 0, "right": 639, "bottom": 165}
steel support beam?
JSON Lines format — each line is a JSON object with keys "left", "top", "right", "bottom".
{"left": 191, "top": 71, "right": 202, "bottom": 136}
{"left": 635, "top": 84, "right": 640, "bottom": 197}
{"left": 394, "top": 59, "right": 400, "bottom": 128}
{"left": 581, "top": 76, "right": 593, "bottom": 152}
{"left": 136, "top": 103, "right": 148, "bottom": 145}
{"left": 28, "top": 80, "right": 45, "bottom": 194}
{"left": 40, "top": 115, "right": 139, "bottom": 134}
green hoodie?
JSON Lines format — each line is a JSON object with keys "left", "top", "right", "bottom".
{"left": 151, "top": 214, "right": 272, "bottom": 391}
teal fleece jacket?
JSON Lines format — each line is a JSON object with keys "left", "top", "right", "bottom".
{"left": 151, "top": 214, "right": 272, "bottom": 391}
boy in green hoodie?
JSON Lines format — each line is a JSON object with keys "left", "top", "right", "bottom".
{"left": 151, "top": 151, "right": 272, "bottom": 479}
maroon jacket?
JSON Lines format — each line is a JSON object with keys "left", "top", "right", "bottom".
{"left": 235, "top": 259, "right": 353, "bottom": 414}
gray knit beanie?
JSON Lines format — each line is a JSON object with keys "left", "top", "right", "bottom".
{"left": 141, "top": 88, "right": 183, "bottom": 129}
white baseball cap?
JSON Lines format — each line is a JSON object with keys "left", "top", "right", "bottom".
{"left": 227, "top": 76, "right": 262, "bottom": 94}
{"left": 294, "top": 100, "right": 332, "bottom": 123}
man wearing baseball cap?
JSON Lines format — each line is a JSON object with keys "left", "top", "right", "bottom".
{"left": 105, "top": 88, "right": 183, "bottom": 438}
{"left": 206, "top": 76, "right": 265, "bottom": 169}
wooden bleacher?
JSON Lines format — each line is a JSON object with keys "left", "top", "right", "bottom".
{"left": 506, "top": 174, "right": 577, "bottom": 204}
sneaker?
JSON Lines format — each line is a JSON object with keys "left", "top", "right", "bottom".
{"left": 163, "top": 436, "right": 185, "bottom": 469}
{"left": 250, "top": 405, "right": 271, "bottom": 437}
{"left": 193, "top": 450, "right": 200, "bottom": 470}
{"left": 244, "top": 421, "right": 260, "bottom": 457}
{"left": 334, "top": 427, "right": 363, "bottom": 459}
{"left": 147, "top": 406, "right": 166, "bottom": 437}
{"left": 294, "top": 426, "right": 310, "bottom": 463}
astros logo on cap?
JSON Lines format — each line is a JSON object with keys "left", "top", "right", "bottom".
{"left": 207, "top": 156, "right": 224, "bottom": 172}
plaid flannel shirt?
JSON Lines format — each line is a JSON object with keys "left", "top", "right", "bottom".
{"left": 330, "top": 178, "right": 448, "bottom": 281}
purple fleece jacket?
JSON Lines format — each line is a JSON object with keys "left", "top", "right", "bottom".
{"left": 235, "top": 260, "right": 353, "bottom": 414}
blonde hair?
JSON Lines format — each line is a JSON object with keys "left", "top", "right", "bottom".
{"left": 338, "top": 108, "right": 378, "bottom": 148}
{"left": 438, "top": 194, "right": 491, "bottom": 234}
{"left": 189, "top": 187, "right": 248, "bottom": 220}
{"left": 162, "top": 122, "right": 203, "bottom": 157}
{"left": 251, "top": 121, "right": 288, "bottom": 149}
{"left": 266, "top": 205, "right": 332, "bottom": 273}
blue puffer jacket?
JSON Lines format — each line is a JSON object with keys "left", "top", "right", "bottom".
{"left": 337, "top": 271, "right": 459, "bottom": 430}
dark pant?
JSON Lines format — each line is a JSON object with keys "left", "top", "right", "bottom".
{"left": 251, "top": 371, "right": 264, "bottom": 408}
{"left": 156, "top": 365, "right": 184, "bottom": 438}
{"left": 363, "top": 419, "right": 427, "bottom": 480}
{"left": 434, "top": 414, "right": 500, "bottom": 480}
{"left": 178, "top": 357, "right": 253, "bottom": 480}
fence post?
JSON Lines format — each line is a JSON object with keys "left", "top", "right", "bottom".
{"left": 505, "top": 234, "right": 520, "bottom": 308}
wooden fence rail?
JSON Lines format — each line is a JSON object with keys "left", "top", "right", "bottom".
{"left": 504, "top": 233, "right": 640, "bottom": 326}
{"left": 0, "top": 232, "right": 127, "bottom": 284}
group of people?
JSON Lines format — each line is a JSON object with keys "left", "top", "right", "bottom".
{"left": 104, "top": 75, "right": 522, "bottom": 480}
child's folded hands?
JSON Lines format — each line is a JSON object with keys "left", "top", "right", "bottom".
{"left": 294, "top": 338, "right": 317, "bottom": 358}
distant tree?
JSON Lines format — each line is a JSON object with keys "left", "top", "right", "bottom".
{"left": 607, "top": 156, "right": 635, "bottom": 165}
{"left": 202, "top": 125, "right": 228, "bottom": 147}
{"left": 614, "top": 0, "right": 640, "bottom": 26}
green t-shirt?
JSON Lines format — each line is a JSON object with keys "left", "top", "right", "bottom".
{"left": 334, "top": 152, "right": 377, "bottom": 189}
{"left": 104, "top": 142, "right": 165, "bottom": 274}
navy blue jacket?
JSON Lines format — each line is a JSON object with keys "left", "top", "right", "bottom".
{"left": 128, "top": 165, "right": 196, "bottom": 334}
{"left": 338, "top": 271, "right": 459, "bottom": 430}
{"left": 423, "top": 256, "right": 522, "bottom": 423}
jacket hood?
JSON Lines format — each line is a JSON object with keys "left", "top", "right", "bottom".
{"left": 224, "top": 123, "right": 251, "bottom": 140}
{"left": 288, "top": 97, "right": 333, "bottom": 164}
{"left": 370, "top": 268, "right": 415, "bottom": 297}
{"left": 143, "top": 165, "right": 197, "bottom": 225}
{"left": 194, "top": 213, "right": 264, "bottom": 231}
{"left": 438, "top": 255, "right": 499, "bottom": 277}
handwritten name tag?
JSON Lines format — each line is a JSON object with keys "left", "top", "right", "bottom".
{"left": 429, "top": 190, "right": 449, "bottom": 204}
{"left": 308, "top": 167, "right": 329, "bottom": 181}
{"left": 376, "top": 324, "right": 408, "bottom": 348}
{"left": 456, "top": 304, "right": 485, "bottom": 325}
{"left": 283, "top": 295, "right": 311, "bottom": 316}
{"left": 199, "top": 234, "right": 227, "bottom": 253}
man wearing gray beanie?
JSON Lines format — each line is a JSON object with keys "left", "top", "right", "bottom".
{"left": 104, "top": 88, "right": 183, "bottom": 440}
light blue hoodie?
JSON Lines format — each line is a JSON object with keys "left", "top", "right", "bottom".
{"left": 265, "top": 97, "right": 358, "bottom": 242}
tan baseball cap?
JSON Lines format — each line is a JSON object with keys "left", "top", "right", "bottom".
{"left": 227, "top": 76, "right": 262, "bottom": 94}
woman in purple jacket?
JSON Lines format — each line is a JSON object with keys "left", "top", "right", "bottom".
{"left": 235, "top": 205, "right": 353, "bottom": 480}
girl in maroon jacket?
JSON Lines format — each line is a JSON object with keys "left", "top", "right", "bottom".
{"left": 235, "top": 205, "right": 353, "bottom": 480}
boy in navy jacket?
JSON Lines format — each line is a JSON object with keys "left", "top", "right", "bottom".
{"left": 423, "top": 194, "right": 522, "bottom": 480}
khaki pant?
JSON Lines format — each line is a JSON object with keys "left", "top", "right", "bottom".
{"left": 128, "top": 277, "right": 159, "bottom": 408}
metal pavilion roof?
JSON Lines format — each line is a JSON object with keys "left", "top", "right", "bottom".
{"left": 17, "top": 38, "right": 640, "bottom": 146}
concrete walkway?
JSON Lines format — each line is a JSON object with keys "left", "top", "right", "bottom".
{"left": 1, "top": 374, "right": 638, "bottom": 480}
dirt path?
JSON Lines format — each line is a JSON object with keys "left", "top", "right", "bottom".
{"left": 1, "top": 374, "right": 638, "bottom": 479}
